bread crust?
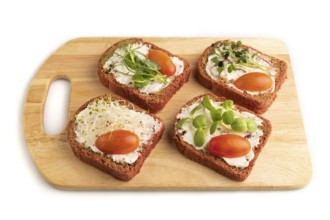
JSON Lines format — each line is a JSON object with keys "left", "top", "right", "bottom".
{"left": 197, "top": 40, "right": 288, "bottom": 114}
{"left": 98, "top": 38, "right": 191, "bottom": 113}
{"left": 173, "top": 94, "right": 272, "bottom": 181}
{"left": 67, "top": 94, "right": 165, "bottom": 181}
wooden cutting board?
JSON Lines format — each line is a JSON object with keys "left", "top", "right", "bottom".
{"left": 23, "top": 37, "right": 312, "bottom": 190}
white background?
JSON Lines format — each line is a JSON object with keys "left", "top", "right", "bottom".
{"left": 1, "top": 0, "right": 330, "bottom": 219}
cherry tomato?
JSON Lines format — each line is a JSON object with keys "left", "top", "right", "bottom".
{"left": 207, "top": 134, "right": 251, "bottom": 158}
{"left": 147, "top": 49, "right": 176, "bottom": 76}
{"left": 95, "top": 130, "right": 139, "bottom": 154}
{"left": 234, "top": 72, "right": 272, "bottom": 92}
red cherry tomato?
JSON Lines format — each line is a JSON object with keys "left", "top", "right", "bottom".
{"left": 147, "top": 49, "right": 176, "bottom": 76}
{"left": 95, "top": 130, "right": 139, "bottom": 154}
{"left": 234, "top": 72, "right": 272, "bottom": 92}
{"left": 207, "top": 134, "right": 251, "bottom": 158}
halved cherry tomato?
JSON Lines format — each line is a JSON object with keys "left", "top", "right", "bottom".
{"left": 234, "top": 72, "right": 272, "bottom": 92}
{"left": 95, "top": 130, "right": 139, "bottom": 154}
{"left": 147, "top": 49, "right": 176, "bottom": 76}
{"left": 207, "top": 134, "right": 251, "bottom": 158}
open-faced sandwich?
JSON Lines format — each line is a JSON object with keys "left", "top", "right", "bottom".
{"left": 67, "top": 94, "right": 165, "bottom": 181}
{"left": 197, "top": 40, "right": 287, "bottom": 114}
{"left": 173, "top": 94, "right": 271, "bottom": 181}
{"left": 98, "top": 38, "right": 191, "bottom": 113}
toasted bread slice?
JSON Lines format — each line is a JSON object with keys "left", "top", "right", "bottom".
{"left": 98, "top": 38, "right": 191, "bottom": 113}
{"left": 173, "top": 94, "right": 272, "bottom": 181}
{"left": 67, "top": 94, "right": 165, "bottom": 181}
{"left": 197, "top": 40, "right": 288, "bottom": 114}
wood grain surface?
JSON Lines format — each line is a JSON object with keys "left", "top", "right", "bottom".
{"left": 23, "top": 37, "right": 312, "bottom": 190}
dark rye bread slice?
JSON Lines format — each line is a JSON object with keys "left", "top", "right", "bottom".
{"left": 173, "top": 94, "right": 272, "bottom": 181}
{"left": 98, "top": 38, "right": 191, "bottom": 113}
{"left": 197, "top": 40, "right": 288, "bottom": 114}
{"left": 67, "top": 94, "right": 165, "bottom": 181}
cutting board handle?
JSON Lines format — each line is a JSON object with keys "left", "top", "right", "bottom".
{"left": 24, "top": 73, "right": 71, "bottom": 139}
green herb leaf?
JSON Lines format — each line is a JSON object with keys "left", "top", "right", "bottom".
{"left": 210, "top": 108, "right": 222, "bottom": 121}
{"left": 202, "top": 96, "right": 214, "bottom": 110}
{"left": 194, "top": 128, "right": 206, "bottom": 147}
{"left": 124, "top": 54, "right": 136, "bottom": 70}
{"left": 217, "top": 66, "right": 225, "bottom": 75}
{"left": 228, "top": 63, "right": 236, "bottom": 73}
{"left": 239, "top": 55, "right": 248, "bottom": 63}
{"left": 235, "top": 51, "right": 242, "bottom": 57}
{"left": 211, "top": 56, "right": 220, "bottom": 65}
{"left": 246, "top": 118, "right": 258, "bottom": 132}
{"left": 236, "top": 40, "right": 242, "bottom": 47}
{"left": 190, "top": 104, "right": 204, "bottom": 117}
{"left": 210, "top": 48, "right": 217, "bottom": 56}
{"left": 223, "top": 100, "right": 233, "bottom": 110}
{"left": 222, "top": 110, "right": 235, "bottom": 125}
{"left": 129, "top": 49, "right": 135, "bottom": 63}
{"left": 222, "top": 51, "right": 230, "bottom": 58}
{"left": 231, "top": 42, "right": 236, "bottom": 50}
{"left": 134, "top": 55, "right": 144, "bottom": 65}
{"left": 228, "top": 65, "right": 232, "bottom": 73}
{"left": 231, "top": 118, "right": 248, "bottom": 132}
{"left": 144, "top": 59, "right": 160, "bottom": 70}
{"left": 210, "top": 122, "right": 218, "bottom": 135}
{"left": 132, "top": 73, "right": 150, "bottom": 88}
{"left": 176, "top": 118, "right": 189, "bottom": 129}
{"left": 133, "top": 81, "right": 149, "bottom": 88}
{"left": 192, "top": 115, "right": 206, "bottom": 128}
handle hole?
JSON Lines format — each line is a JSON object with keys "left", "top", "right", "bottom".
{"left": 44, "top": 78, "right": 71, "bottom": 135}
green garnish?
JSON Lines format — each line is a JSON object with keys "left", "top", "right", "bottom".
{"left": 210, "top": 121, "right": 218, "bottom": 135}
{"left": 194, "top": 128, "right": 206, "bottom": 147}
{"left": 217, "top": 66, "right": 225, "bottom": 75}
{"left": 210, "top": 40, "right": 271, "bottom": 75}
{"left": 222, "top": 110, "right": 235, "bottom": 125}
{"left": 210, "top": 108, "right": 222, "bottom": 121}
{"left": 144, "top": 59, "right": 160, "bottom": 69}
{"left": 193, "top": 115, "right": 206, "bottom": 128}
{"left": 201, "top": 96, "right": 213, "bottom": 110}
{"left": 223, "top": 100, "right": 233, "bottom": 110}
{"left": 211, "top": 56, "right": 220, "bottom": 66}
{"left": 176, "top": 117, "right": 189, "bottom": 129}
{"left": 190, "top": 104, "right": 203, "bottom": 117}
{"left": 108, "top": 43, "right": 167, "bottom": 88}
{"left": 227, "top": 63, "right": 236, "bottom": 73}
{"left": 231, "top": 118, "right": 247, "bottom": 132}
{"left": 176, "top": 96, "right": 259, "bottom": 146}
{"left": 246, "top": 118, "right": 258, "bottom": 132}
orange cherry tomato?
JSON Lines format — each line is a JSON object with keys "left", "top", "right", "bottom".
{"left": 234, "top": 72, "right": 272, "bottom": 92}
{"left": 95, "top": 130, "right": 139, "bottom": 154}
{"left": 207, "top": 134, "right": 251, "bottom": 158}
{"left": 147, "top": 49, "right": 176, "bottom": 76}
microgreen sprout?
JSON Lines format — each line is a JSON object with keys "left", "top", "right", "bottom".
{"left": 176, "top": 96, "right": 259, "bottom": 146}
{"left": 209, "top": 40, "right": 271, "bottom": 75}
{"left": 107, "top": 42, "right": 167, "bottom": 88}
